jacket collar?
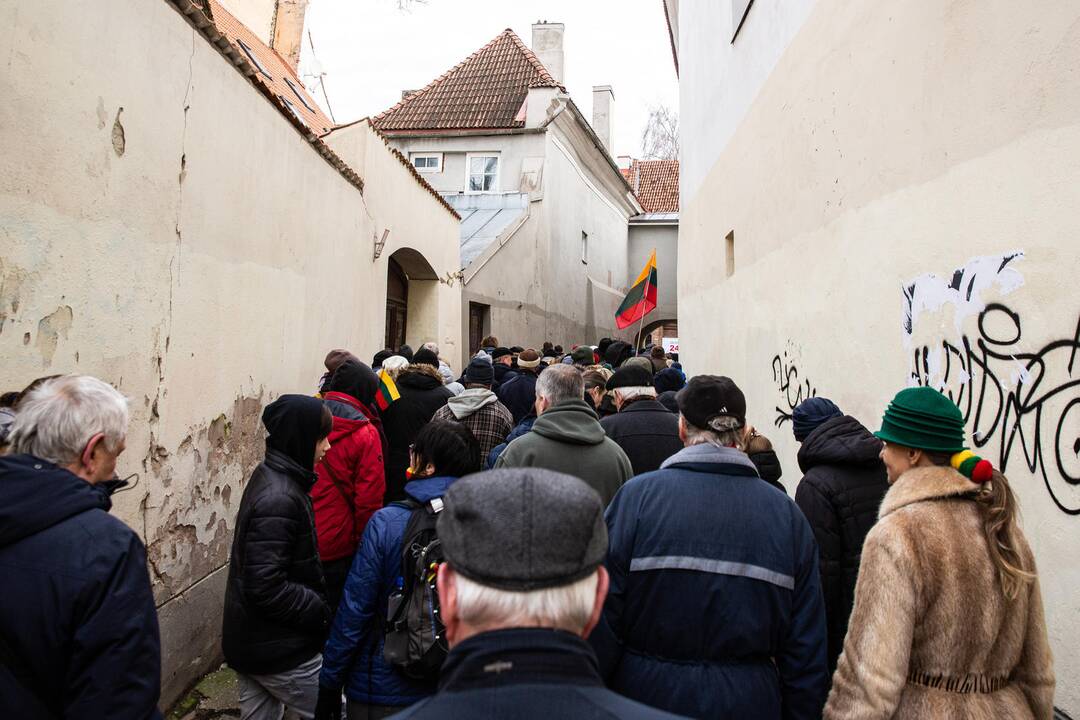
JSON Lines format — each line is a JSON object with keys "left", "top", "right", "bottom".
{"left": 660, "top": 442, "right": 758, "bottom": 473}
{"left": 263, "top": 447, "right": 319, "bottom": 492}
{"left": 438, "top": 627, "right": 603, "bottom": 692}
{"left": 879, "top": 465, "right": 980, "bottom": 519}
{"left": 618, "top": 397, "right": 667, "bottom": 414}
{"left": 403, "top": 475, "right": 458, "bottom": 503}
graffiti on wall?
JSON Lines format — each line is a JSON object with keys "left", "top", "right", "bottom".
{"left": 771, "top": 351, "right": 817, "bottom": 428}
{"left": 902, "top": 250, "right": 1079, "bottom": 515}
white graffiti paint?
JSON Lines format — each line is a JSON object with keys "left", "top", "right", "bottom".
{"left": 901, "top": 250, "right": 1025, "bottom": 349}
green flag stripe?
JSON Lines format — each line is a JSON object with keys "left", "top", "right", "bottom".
{"left": 616, "top": 266, "right": 658, "bottom": 316}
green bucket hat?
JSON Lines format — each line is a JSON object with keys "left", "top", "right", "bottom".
{"left": 874, "top": 386, "right": 967, "bottom": 453}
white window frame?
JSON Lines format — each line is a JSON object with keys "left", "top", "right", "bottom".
{"left": 411, "top": 153, "right": 443, "bottom": 173}
{"left": 465, "top": 153, "right": 500, "bottom": 194}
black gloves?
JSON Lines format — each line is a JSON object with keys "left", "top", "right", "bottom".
{"left": 314, "top": 685, "right": 343, "bottom": 720}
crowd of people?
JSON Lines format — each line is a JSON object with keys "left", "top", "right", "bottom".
{"left": 0, "top": 334, "right": 1056, "bottom": 719}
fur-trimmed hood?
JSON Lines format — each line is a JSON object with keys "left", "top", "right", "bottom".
{"left": 879, "top": 465, "right": 980, "bottom": 519}
{"left": 397, "top": 363, "right": 445, "bottom": 389}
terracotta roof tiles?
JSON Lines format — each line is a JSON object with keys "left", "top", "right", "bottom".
{"left": 626, "top": 159, "right": 679, "bottom": 213}
{"left": 373, "top": 28, "right": 563, "bottom": 132}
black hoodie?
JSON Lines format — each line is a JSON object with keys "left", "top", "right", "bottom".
{"left": 0, "top": 454, "right": 161, "bottom": 719}
{"left": 793, "top": 414, "right": 889, "bottom": 675}
{"left": 223, "top": 395, "right": 331, "bottom": 674}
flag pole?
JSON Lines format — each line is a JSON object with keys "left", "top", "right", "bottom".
{"left": 634, "top": 249, "right": 654, "bottom": 351}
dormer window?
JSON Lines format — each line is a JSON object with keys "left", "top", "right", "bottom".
{"left": 466, "top": 154, "right": 499, "bottom": 193}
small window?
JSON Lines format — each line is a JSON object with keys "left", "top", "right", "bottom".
{"left": 285, "top": 77, "right": 316, "bottom": 112}
{"left": 725, "top": 231, "right": 735, "bottom": 276}
{"left": 411, "top": 154, "right": 443, "bottom": 173}
{"left": 467, "top": 154, "right": 499, "bottom": 192}
{"left": 280, "top": 96, "right": 308, "bottom": 128}
{"left": 237, "top": 39, "right": 273, "bottom": 80}
{"left": 581, "top": 232, "right": 588, "bottom": 264}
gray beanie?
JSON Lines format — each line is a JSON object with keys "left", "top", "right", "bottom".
{"left": 437, "top": 469, "right": 608, "bottom": 591}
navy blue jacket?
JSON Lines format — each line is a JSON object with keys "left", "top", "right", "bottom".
{"left": 392, "top": 628, "right": 688, "bottom": 719}
{"left": 495, "top": 370, "right": 539, "bottom": 425}
{"left": 484, "top": 414, "right": 535, "bottom": 469}
{"left": 591, "top": 444, "right": 828, "bottom": 720}
{"left": 0, "top": 454, "right": 161, "bottom": 720}
{"left": 320, "top": 476, "right": 457, "bottom": 706}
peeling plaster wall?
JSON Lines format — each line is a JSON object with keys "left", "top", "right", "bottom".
{"left": 677, "top": 0, "right": 1080, "bottom": 711}
{"left": 0, "top": 0, "right": 460, "bottom": 709}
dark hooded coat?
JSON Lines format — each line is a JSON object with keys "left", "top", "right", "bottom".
{"left": 0, "top": 455, "right": 161, "bottom": 720}
{"left": 600, "top": 397, "right": 683, "bottom": 475}
{"left": 381, "top": 365, "right": 453, "bottom": 502}
{"left": 222, "top": 395, "right": 331, "bottom": 675}
{"left": 793, "top": 414, "right": 889, "bottom": 674}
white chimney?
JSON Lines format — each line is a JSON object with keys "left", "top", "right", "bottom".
{"left": 592, "top": 85, "right": 615, "bottom": 156}
{"left": 531, "top": 21, "right": 565, "bottom": 85}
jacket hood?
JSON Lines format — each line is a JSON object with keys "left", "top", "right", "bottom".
{"left": 749, "top": 449, "right": 783, "bottom": 484}
{"left": 323, "top": 392, "right": 370, "bottom": 431}
{"left": 404, "top": 475, "right": 458, "bottom": 503}
{"left": 262, "top": 394, "right": 328, "bottom": 473}
{"left": 660, "top": 443, "right": 758, "bottom": 472}
{"left": 327, "top": 360, "right": 379, "bottom": 408}
{"left": 397, "top": 364, "right": 445, "bottom": 390}
{"left": 797, "top": 414, "right": 883, "bottom": 473}
{"left": 0, "top": 454, "right": 111, "bottom": 547}
{"left": 531, "top": 399, "right": 605, "bottom": 445}
{"left": 446, "top": 388, "right": 498, "bottom": 419}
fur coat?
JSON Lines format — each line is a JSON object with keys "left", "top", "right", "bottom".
{"left": 824, "top": 465, "right": 1054, "bottom": 720}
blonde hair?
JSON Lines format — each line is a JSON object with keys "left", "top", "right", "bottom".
{"left": 977, "top": 470, "right": 1036, "bottom": 600}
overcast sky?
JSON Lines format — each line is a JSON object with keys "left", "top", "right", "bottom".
{"left": 298, "top": 0, "right": 678, "bottom": 159}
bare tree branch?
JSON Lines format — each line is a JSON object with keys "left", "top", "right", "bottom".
{"left": 640, "top": 104, "right": 679, "bottom": 160}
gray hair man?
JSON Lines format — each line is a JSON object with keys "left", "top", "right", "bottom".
{"left": 495, "top": 365, "right": 631, "bottom": 505}
{"left": 389, "top": 468, "right": 686, "bottom": 719}
{"left": 600, "top": 364, "right": 682, "bottom": 475}
{"left": 0, "top": 375, "right": 162, "bottom": 718}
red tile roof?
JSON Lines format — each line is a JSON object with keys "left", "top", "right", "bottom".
{"left": 626, "top": 159, "right": 679, "bottom": 213}
{"left": 373, "top": 29, "right": 563, "bottom": 132}
{"left": 206, "top": 0, "right": 333, "bottom": 135}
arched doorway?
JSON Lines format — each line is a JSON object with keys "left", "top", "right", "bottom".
{"left": 640, "top": 318, "right": 678, "bottom": 350}
{"left": 385, "top": 247, "right": 440, "bottom": 352}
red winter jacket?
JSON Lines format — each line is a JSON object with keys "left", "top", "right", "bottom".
{"left": 313, "top": 392, "right": 386, "bottom": 562}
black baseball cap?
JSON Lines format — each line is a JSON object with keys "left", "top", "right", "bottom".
{"left": 676, "top": 375, "right": 746, "bottom": 431}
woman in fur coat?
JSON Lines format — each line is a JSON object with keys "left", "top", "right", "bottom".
{"left": 824, "top": 386, "right": 1054, "bottom": 719}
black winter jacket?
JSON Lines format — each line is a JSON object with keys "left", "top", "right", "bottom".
{"left": 793, "top": 414, "right": 889, "bottom": 674}
{"left": 749, "top": 450, "right": 785, "bottom": 492}
{"left": 222, "top": 447, "right": 330, "bottom": 675}
{"left": 495, "top": 369, "right": 538, "bottom": 425}
{"left": 0, "top": 454, "right": 161, "bottom": 720}
{"left": 600, "top": 397, "right": 683, "bottom": 475}
{"left": 492, "top": 363, "right": 517, "bottom": 390}
{"left": 381, "top": 365, "right": 452, "bottom": 502}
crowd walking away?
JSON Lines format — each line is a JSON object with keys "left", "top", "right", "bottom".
{"left": 0, "top": 335, "right": 1055, "bottom": 719}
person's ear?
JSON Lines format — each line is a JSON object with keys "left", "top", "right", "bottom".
{"left": 81, "top": 433, "right": 106, "bottom": 472}
{"left": 909, "top": 448, "right": 923, "bottom": 465}
{"left": 581, "top": 567, "right": 610, "bottom": 639}
{"left": 678, "top": 416, "right": 687, "bottom": 443}
{"left": 437, "top": 564, "right": 461, "bottom": 647}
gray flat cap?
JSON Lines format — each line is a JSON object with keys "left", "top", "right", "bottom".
{"left": 437, "top": 468, "right": 608, "bottom": 591}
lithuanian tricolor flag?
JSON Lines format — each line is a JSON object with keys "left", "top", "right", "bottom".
{"left": 615, "top": 250, "right": 658, "bottom": 329}
{"left": 374, "top": 369, "right": 401, "bottom": 411}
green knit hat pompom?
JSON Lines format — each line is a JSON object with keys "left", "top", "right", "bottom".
{"left": 874, "top": 386, "right": 967, "bottom": 453}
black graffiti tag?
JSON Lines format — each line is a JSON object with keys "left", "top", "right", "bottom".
{"left": 772, "top": 352, "right": 817, "bottom": 428}
{"left": 910, "top": 303, "right": 1080, "bottom": 515}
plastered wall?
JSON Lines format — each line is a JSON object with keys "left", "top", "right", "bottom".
{"left": 677, "top": 0, "right": 1080, "bottom": 710}
{"left": 0, "top": 0, "right": 459, "bottom": 708}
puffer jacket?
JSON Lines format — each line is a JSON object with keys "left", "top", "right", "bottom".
{"left": 313, "top": 392, "right": 385, "bottom": 563}
{"left": 0, "top": 455, "right": 161, "bottom": 720}
{"left": 793, "top": 414, "right": 888, "bottom": 674}
{"left": 600, "top": 397, "right": 683, "bottom": 475}
{"left": 494, "top": 399, "right": 632, "bottom": 506}
{"left": 592, "top": 443, "right": 828, "bottom": 720}
{"left": 750, "top": 450, "right": 785, "bottom": 492}
{"left": 319, "top": 476, "right": 456, "bottom": 706}
{"left": 381, "top": 365, "right": 453, "bottom": 502}
{"left": 222, "top": 447, "right": 330, "bottom": 675}
{"left": 495, "top": 370, "right": 539, "bottom": 424}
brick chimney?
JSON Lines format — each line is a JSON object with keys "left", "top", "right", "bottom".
{"left": 531, "top": 21, "right": 565, "bottom": 85}
{"left": 592, "top": 85, "right": 615, "bottom": 156}
{"left": 272, "top": 0, "right": 309, "bottom": 71}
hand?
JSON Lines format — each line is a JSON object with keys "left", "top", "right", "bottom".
{"left": 314, "top": 685, "right": 343, "bottom": 720}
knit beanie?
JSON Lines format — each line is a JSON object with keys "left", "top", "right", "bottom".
{"left": 412, "top": 348, "right": 440, "bottom": 369}
{"left": 792, "top": 397, "right": 843, "bottom": 442}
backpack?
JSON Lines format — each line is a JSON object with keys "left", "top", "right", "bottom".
{"left": 382, "top": 497, "right": 448, "bottom": 680}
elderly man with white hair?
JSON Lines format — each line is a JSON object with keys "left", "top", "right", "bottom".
{"left": 600, "top": 364, "right": 683, "bottom": 475}
{"left": 389, "top": 468, "right": 686, "bottom": 719}
{"left": 0, "top": 375, "right": 161, "bottom": 719}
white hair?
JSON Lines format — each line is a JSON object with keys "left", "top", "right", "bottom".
{"left": 380, "top": 355, "right": 409, "bottom": 378}
{"left": 10, "top": 375, "right": 129, "bottom": 465}
{"left": 535, "top": 364, "right": 584, "bottom": 405}
{"left": 680, "top": 415, "right": 743, "bottom": 450}
{"left": 614, "top": 386, "right": 656, "bottom": 403}
{"left": 454, "top": 571, "right": 598, "bottom": 634}
{"left": 422, "top": 341, "right": 440, "bottom": 356}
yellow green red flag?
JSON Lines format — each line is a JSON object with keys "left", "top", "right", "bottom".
{"left": 615, "top": 250, "right": 658, "bottom": 329}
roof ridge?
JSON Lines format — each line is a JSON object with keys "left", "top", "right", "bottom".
{"left": 502, "top": 28, "right": 562, "bottom": 90}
